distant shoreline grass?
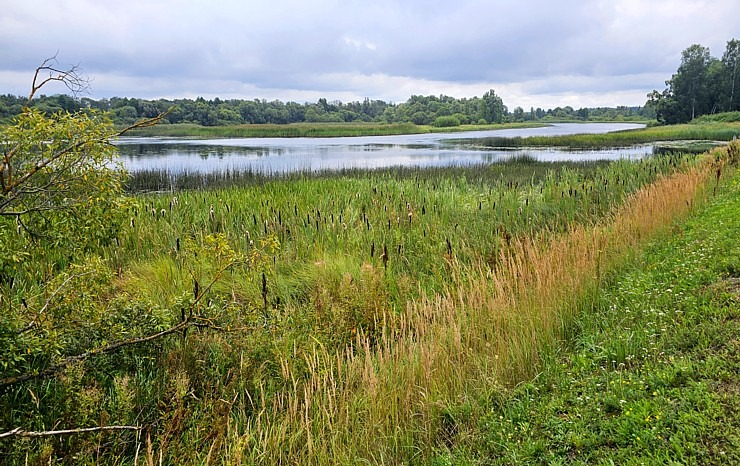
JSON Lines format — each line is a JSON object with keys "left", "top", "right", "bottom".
{"left": 460, "top": 122, "right": 740, "bottom": 149}
{"left": 123, "top": 121, "right": 544, "bottom": 138}
{"left": 122, "top": 121, "right": 740, "bottom": 154}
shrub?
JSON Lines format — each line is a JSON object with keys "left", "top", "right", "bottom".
{"left": 433, "top": 115, "right": 461, "bottom": 127}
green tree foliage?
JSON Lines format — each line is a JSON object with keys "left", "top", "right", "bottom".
{"left": 0, "top": 59, "right": 129, "bottom": 408}
{"left": 1, "top": 108, "right": 127, "bottom": 264}
{"left": 0, "top": 81, "right": 662, "bottom": 128}
{"left": 480, "top": 89, "right": 507, "bottom": 123}
{"left": 648, "top": 39, "right": 739, "bottom": 123}
{"left": 512, "top": 106, "right": 525, "bottom": 122}
{"left": 721, "top": 39, "right": 740, "bottom": 111}
{"left": 433, "top": 115, "right": 461, "bottom": 127}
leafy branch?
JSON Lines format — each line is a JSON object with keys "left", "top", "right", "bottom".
{"left": 1, "top": 56, "right": 169, "bottom": 220}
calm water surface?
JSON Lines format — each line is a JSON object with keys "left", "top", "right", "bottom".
{"left": 114, "top": 123, "right": 650, "bottom": 174}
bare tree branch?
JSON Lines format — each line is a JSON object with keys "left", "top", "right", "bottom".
{"left": 0, "top": 425, "right": 140, "bottom": 439}
{"left": 26, "top": 54, "right": 90, "bottom": 108}
{"left": 0, "top": 317, "right": 196, "bottom": 387}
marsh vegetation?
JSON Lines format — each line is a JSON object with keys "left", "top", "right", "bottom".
{"left": 3, "top": 136, "right": 737, "bottom": 463}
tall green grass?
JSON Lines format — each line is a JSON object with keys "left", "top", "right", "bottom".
{"left": 692, "top": 110, "right": 740, "bottom": 123}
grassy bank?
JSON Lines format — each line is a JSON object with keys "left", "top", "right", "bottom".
{"left": 123, "top": 121, "right": 543, "bottom": 138}
{"left": 461, "top": 122, "right": 740, "bottom": 149}
{"left": 441, "top": 151, "right": 740, "bottom": 464}
{"left": 2, "top": 142, "right": 737, "bottom": 464}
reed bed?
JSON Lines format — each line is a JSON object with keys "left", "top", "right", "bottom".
{"left": 113, "top": 155, "right": 688, "bottom": 313}
{"left": 124, "top": 157, "right": 605, "bottom": 192}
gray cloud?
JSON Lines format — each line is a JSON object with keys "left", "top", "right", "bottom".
{"left": 1, "top": 0, "right": 738, "bottom": 108}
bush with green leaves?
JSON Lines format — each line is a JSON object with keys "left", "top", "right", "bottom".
{"left": 1, "top": 106, "right": 129, "bottom": 285}
{"left": 433, "top": 115, "right": 461, "bottom": 127}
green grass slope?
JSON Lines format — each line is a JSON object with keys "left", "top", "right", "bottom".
{"left": 441, "top": 166, "right": 740, "bottom": 464}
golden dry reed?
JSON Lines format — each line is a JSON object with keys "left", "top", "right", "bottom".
{"left": 222, "top": 145, "right": 732, "bottom": 464}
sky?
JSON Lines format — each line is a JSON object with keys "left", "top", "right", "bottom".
{"left": 1, "top": 0, "right": 738, "bottom": 109}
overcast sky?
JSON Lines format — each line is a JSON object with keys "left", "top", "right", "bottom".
{"left": 1, "top": 0, "right": 738, "bottom": 109}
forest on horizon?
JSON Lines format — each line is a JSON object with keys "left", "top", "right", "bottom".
{"left": 0, "top": 88, "right": 653, "bottom": 128}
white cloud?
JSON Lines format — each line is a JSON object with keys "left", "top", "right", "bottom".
{"left": 343, "top": 37, "right": 377, "bottom": 51}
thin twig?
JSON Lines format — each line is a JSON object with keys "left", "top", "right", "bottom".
{"left": 25, "top": 54, "right": 89, "bottom": 108}
{"left": 18, "top": 271, "right": 95, "bottom": 334}
{"left": 115, "top": 110, "right": 172, "bottom": 137}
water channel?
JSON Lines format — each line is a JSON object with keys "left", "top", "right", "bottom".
{"left": 114, "top": 123, "right": 650, "bottom": 174}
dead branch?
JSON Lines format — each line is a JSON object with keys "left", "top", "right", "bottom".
{"left": 0, "top": 425, "right": 140, "bottom": 439}
{"left": 26, "top": 54, "right": 90, "bottom": 108}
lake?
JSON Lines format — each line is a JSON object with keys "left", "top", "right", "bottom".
{"left": 114, "top": 123, "right": 650, "bottom": 174}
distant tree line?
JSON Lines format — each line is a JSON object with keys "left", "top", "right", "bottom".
{"left": 1, "top": 87, "right": 654, "bottom": 128}
{"left": 648, "top": 39, "right": 740, "bottom": 124}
